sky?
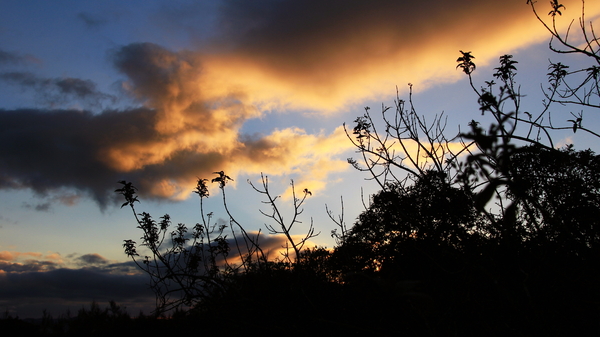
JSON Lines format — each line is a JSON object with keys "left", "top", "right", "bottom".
{"left": 1, "top": 0, "right": 599, "bottom": 318}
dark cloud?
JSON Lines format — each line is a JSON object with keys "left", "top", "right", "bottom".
{"left": 0, "top": 49, "right": 40, "bottom": 66}
{"left": 0, "top": 267, "right": 153, "bottom": 318}
{"left": 0, "top": 72, "right": 116, "bottom": 109}
{"left": 0, "top": 46, "right": 199, "bottom": 206}
{"left": 35, "top": 203, "right": 51, "bottom": 212}
{"left": 111, "top": 43, "right": 201, "bottom": 107}
{"left": 0, "top": 50, "right": 23, "bottom": 65}
{"left": 22, "top": 201, "right": 52, "bottom": 212}
{"left": 0, "top": 251, "right": 153, "bottom": 318}
{"left": 0, "top": 107, "right": 149, "bottom": 207}
{"left": 76, "top": 253, "right": 108, "bottom": 266}
{"left": 163, "top": 230, "right": 316, "bottom": 269}
{"left": 0, "top": 105, "right": 242, "bottom": 206}
{"left": 77, "top": 12, "right": 109, "bottom": 29}
{"left": 0, "top": 268, "right": 147, "bottom": 299}
{"left": 0, "top": 231, "right": 315, "bottom": 318}
{"left": 0, "top": 102, "right": 225, "bottom": 206}
{"left": 0, "top": 232, "right": 301, "bottom": 319}
{"left": 0, "top": 259, "right": 59, "bottom": 273}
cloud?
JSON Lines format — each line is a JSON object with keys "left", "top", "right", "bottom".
{"left": 0, "top": 41, "right": 353, "bottom": 205}
{"left": 0, "top": 72, "right": 117, "bottom": 109}
{"left": 0, "top": 267, "right": 153, "bottom": 318}
{"left": 21, "top": 201, "right": 52, "bottom": 212}
{"left": 20, "top": 193, "right": 81, "bottom": 212}
{"left": 0, "top": 250, "right": 152, "bottom": 318}
{"left": 0, "top": 108, "right": 142, "bottom": 206}
{"left": 555, "top": 136, "right": 575, "bottom": 149}
{"left": 0, "top": 251, "right": 66, "bottom": 273}
{"left": 75, "top": 253, "right": 109, "bottom": 266}
{"left": 2, "top": 0, "right": 597, "bottom": 207}
{"left": 0, "top": 251, "right": 115, "bottom": 270}
{"left": 196, "top": 0, "right": 596, "bottom": 112}
{"left": 0, "top": 49, "right": 40, "bottom": 66}
{"left": 77, "top": 12, "right": 110, "bottom": 29}
{"left": 0, "top": 251, "right": 43, "bottom": 262}
{"left": 0, "top": 267, "right": 145, "bottom": 299}
{"left": 0, "top": 259, "right": 59, "bottom": 273}
{"left": 225, "top": 231, "right": 319, "bottom": 263}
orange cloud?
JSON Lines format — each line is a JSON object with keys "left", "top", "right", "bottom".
{"left": 232, "top": 126, "right": 352, "bottom": 181}
{"left": 201, "top": 0, "right": 600, "bottom": 112}
{"left": 0, "top": 251, "right": 43, "bottom": 261}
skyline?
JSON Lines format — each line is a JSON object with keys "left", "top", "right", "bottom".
{"left": 1, "top": 0, "right": 599, "bottom": 318}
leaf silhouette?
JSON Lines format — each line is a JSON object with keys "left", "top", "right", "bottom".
{"left": 212, "top": 171, "right": 233, "bottom": 187}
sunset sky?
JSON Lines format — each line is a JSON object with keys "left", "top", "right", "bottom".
{"left": 1, "top": 0, "right": 599, "bottom": 318}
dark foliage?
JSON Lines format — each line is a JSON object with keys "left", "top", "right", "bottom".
{"left": 332, "top": 145, "right": 600, "bottom": 335}
{"left": 508, "top": 145, "right": 600, "bottom": 252}
{"left": 336, "top": 171, "right": 487, "bottom": 276}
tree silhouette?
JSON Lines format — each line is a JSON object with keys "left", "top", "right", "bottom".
{"left": 114, "top": 1, "right": 600, "bottom": 335}
{"left": 335, "top": 1, "right": 600, "bottom": 334}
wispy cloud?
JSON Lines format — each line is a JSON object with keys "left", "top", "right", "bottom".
{"left": 20, "top": 193, "right": 81, "bottom": 212}
{"left": 0, "top": 49, "right": 40, "bottom": 66}
{"left": 77, "top": 12, "right": 110, "bottom": 29}
{"left": 0, "top": 72, "right": 117, "bottom": 109}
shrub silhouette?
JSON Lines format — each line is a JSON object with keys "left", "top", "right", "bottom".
{"left": 117, "top": 172, "right": 319, "bottom": 315}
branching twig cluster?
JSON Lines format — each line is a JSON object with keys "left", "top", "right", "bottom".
{"left": 249, "top": 174, "right": 319, "bottom": 264}
{"left": 345, "top": 84, "right": 472, "bottom": 190}
{"left": 117, "top": 171, "right": 317, "bottom": 315}
{"left": 528, "top": 0, "right": 600, "bottom": 137}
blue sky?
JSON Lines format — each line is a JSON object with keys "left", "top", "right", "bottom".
{"left": 1, "top": 0, "right": 599, "bottom": 318}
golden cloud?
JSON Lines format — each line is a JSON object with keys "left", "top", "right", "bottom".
{"left": 222, "top": 232, "right": 320, "bottom": 266}
{"left": 202, "top": 0, "right": 600, "bottom": 112}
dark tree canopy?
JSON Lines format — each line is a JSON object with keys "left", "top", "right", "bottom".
{"left": 507, "top": 145, "right": 600, "bottom": 252}
{"left": 332, "top": 145, "right": 600, "bottom": 335}
{"left": 338, "top": 171, "right": 487, "bottom": 274}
